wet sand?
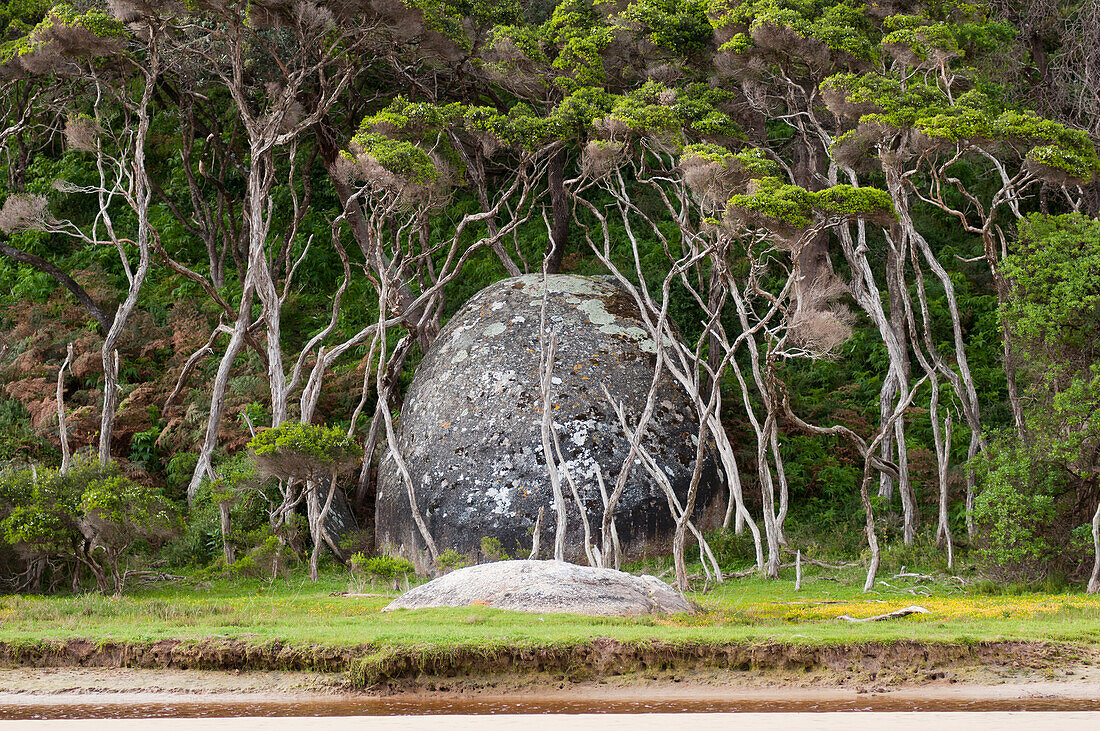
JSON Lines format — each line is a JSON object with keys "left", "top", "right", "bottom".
{"left": 2, "top": 667, "right": 1100, "bottom": 719}
{"left": 3, "top": 713, "right": 1100, "bottom": 730}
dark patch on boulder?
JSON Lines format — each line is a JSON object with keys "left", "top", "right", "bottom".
{"left": 319, "top": 477, "right": 358, "bottom": 546}
{"left": 376, "top": 275, "right": 722, "bottom": 568}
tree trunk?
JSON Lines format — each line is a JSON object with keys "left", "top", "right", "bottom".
{"left": 307, "top": 480, "right": 321, "bottom": 581}
{"left": 1088, "top": 500, "right": 1100, "bottom": 594}
{"left": 545, "top": 147, "right": 569, "bottom": 274}
{"left": 0, "top": 242, "right": 113, "bottom": 332}
{"left": 966, "top": 436, "right": 978, "bottom": 541}
{"left": 244, "top": 142, "right": 288, "bottom": 428}
{"left": 878, "top": 374, "right": 898, "bottom": 500}
{"left": 895, "top": 418, "right": 917, "bottom": 544}
{"left": 539, "top": 329, "right": 568, "bottom": 562}
{"left": 98, "top": 349, "right": 120, "bottom": 464}
{"left": 528, "top": 506, "right": 545, "bottom": 560}
{"left": 188, "top": 284, "right": 255, "bottom": 502}
{"left": 879, "top": 231, "right": 910, "bottom": 499}
{"left": 770, "top": 421, "right": 790, "bottom": 545}
{"left": 57, "top": 343, "right": 73, "bottom": 474}
{"left": 309, "top": 472, "right": 340, "bottom": 581}
{"left": 861, "top": 469, "right": 880, "bottom": 592}
{"left": 935, "top": 409, "right": 955, "bottom": 569}
{"left": 219, "top": 500, "right": 235, "bottom": 565}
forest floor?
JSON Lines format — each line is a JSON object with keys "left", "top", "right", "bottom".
{"left": 2, "top": 564, "right": 1100, "bottom": 693}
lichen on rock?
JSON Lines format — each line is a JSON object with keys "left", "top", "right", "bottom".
{"left": 375, "top": 274, "right": 722, "bottom": 569}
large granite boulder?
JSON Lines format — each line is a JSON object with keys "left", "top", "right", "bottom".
{"left": 384, "top": 560, "right": 693, "bottom": 616}
{"left": 319, "top": 478, "right": 358, "bottom": 549}
{"left": 376, "top": 274, "right": 721, "bottom": 568}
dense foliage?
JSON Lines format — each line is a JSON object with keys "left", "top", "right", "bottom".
{"left": 0, "top": 0, "right": 1098, "bottom": 593}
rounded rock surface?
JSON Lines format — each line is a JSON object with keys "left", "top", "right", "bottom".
{"left": 383, "top": 560, "right": 693, "bottom": 616}
{"left": 376, "top": 274, "right": 722, "bottom": 568}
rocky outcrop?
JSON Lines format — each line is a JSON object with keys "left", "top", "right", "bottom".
{"left": 383, "top": 560, "right": 693, "bottom": 616}
{"left": 376, "top": 274, "right": 722, "bottom": 568}
{"left": 319, "top": 478, "right": 358, "bottom": 548}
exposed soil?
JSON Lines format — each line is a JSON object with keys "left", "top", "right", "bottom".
{"left": 0, "top": 638, "right": 1095, "bottom": 692}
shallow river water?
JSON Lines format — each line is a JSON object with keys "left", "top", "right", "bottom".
{"left": 4, "top": 694, "right": 1100, "bottom": 720}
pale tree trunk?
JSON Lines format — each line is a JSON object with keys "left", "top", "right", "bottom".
{"left": 306, "top": 480, "right": 320, "bottom": 581}
{"left": 966, "top": 438, "right": 979, "bottom": 541}
{"left": 595, "top": 467, "right": 620, "bottom": 568}
{"left": 726, "top": 281, "right": 787, "bottom": 577}
{"left": 878, "top": 231, "right": 910, "bottom": 500}
{"left": 887, "top": 164, "right": 987, "bottom": 538}
{"left": 219, "top": 500, "right": 235, "bottom": 565}
{"left": 57, "top": 343, "right": 73, "bottom": 475}
{"left": 1088, "top": 500, "right": 1100, "bottom": 594}
{"left": 771, "top": 422, "right": 791, "bottom": 545}
{"left": 374, "top": 279, "right": 438, "bottom": 563}
{"left": 878, "top": 374, "right": 899, "bottom": 500}
{"left": 862, "top": 376, "right": 928, "bottom": 591}
{"left": 898, "top": 254, "right": 955, "bottom": 568}
{"left": 860, "top": 468, "right": 880, "bottom": 592}
{"left": 97, "top": 49, "right": 158, "bottom": 464}
{"left": 1002, "top": 317, "right": 1027, "bottom": 441}
{"left": 308, "top": 470, "right": 340, "bottom": 581}
{"left": 98, "top": 349, "right": 120, "bottom": 463}
{"left": 880, "top": 225, "right": 916, "bottom": 541}
{"left": 528, "top": 506, "right": 545, "bottom": 560}
{"left": 380, "top": 399, "right": 438, "bottom": 564}
{"left": 539, "top": 327, "right": 567, "bottom": 562}
{"left": 241, "top": 140, "right": 286, "bottom": 427}
{"left": 895, "top": 418, "right": 917, "bottom": 544}
{"left": 935, "top": 409, "right": 955, "bottom": 569}
{"left": 188, "top": 282, "right": 255, "bottom": 502}
{"left": 758, "top": 414, "right": 783, "bottom": 578}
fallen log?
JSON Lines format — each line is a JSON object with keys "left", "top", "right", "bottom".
{"left": 837, "top": 605, "right": 930, "bottom": 623}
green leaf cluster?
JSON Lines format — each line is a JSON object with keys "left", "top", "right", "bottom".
{"left": 247, "top": 421, "right": 359, "bottom": 469}
{"left": 713, "top": 0, "right": 878, "bottom": 62}
{"left": 729, "top": 177, "right": 894, "bottom": 229}
{"left": 1, "top": 2, "right": 125, "bottom": 66}
{"left": 617, "top": 0, "right": 712, "bottom": 56}
{"left": 348, "top": 133, "right": 441, "bottom": 186}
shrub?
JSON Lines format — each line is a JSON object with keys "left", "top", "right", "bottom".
{"left": 162, "top": 456, "right": 274, "bottom": 570}
{"left": 349, "top": 553, "right": 415, "bottom": 589}
{"left": 973, "top": 442, "right": 1060, "bottom": 585}
{"left": 0, "top": 458, "right": 175, "bottom": 593}
{"left": 436, "top": 548, "right": 470, "bottom": 573}
{"left": 479, "top": 536, "right": 510, "bottom": 562}
{"left": 689, "top": 527, "right": 755, "bottom": 570}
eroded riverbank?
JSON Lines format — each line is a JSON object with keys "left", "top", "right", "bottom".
{"left": 3, "top": 666, "right": 1100, "bottom": 719}
{"left": 1, "top": 637, "right": 1095, "bottom": 688}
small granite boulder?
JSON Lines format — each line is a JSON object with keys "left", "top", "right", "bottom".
{"left": 376, "top": 274, "right": 722, "bottom": 568}
{"left": 383, "top": 559, "right": 693, "bottom": 616}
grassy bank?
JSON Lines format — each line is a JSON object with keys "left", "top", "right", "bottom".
{"left": 3, "top": 566, "right": 1100, "bottom": 652}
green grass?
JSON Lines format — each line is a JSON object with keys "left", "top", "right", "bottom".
{"left": 2, "top": 563, "right": 1099, "bottom": 651}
